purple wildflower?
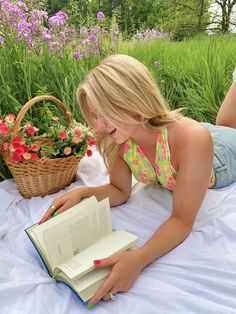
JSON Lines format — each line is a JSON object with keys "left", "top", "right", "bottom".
{"left": 48, "top": 11, "right": 68, "bottom": 27}
{"left": 80, "top": 27, "right": 88, "bottom": 36}
{"left": 91, "top": 25, "right": 100, "bottom": 34}
{"left": 0, "top": 36, "right": 5, "bottom": 46}
{"left": 16, "top": 1, "right": 28, "bottom": 12}
{"left": 88, "top": 34, "right": 97, "bottom": 42}
{"left": 42, "top": 28, "right": 51, "bottom": 41}
{"left": 96, "top": 11, "right": 105, "bottom": 21}
{"left": 73, "top": 51, "right": 83, "bottom": 59}
{"left": 102, "top": 30, "right": 109, "bottom": 37}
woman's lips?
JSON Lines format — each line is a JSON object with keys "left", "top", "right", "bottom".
{"left": 109, "top": 129, "right": 116, "bottom": 136}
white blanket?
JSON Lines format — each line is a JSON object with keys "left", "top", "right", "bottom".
{"left": 0, "top": 151, "right": 236, "bottom": 314}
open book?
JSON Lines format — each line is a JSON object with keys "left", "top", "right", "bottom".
{"left": 25, "top": 197, "right": 138, "bottom": 303}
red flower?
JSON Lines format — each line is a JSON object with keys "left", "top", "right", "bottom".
{"left": 88, "top": 140, "right": 96, "bottom": 146}
{"left": 87, "top": 149, "right": 93, "bottom": 157}
{"left": 31, "top": 153, "right": 39, "bottom": 161}
{"left": 25, "top": 126, "right": 38, "bottom": 136}
{"left": 0, "top": 123, "right": 11, "bottom": 136}
{"left": 14, "top": 146, "right": 24, "bottom": 155}
{"left": 74, "top": 129, "right": 81, "bottom": 136}
{"left": 11, "top": 152, "right": 23, "bottom": 163}
{"left": 59, "top": 131, "right": 67, "bottom": 140}
{"left": 12, "top": 135, "right": 24, "bottom": 144}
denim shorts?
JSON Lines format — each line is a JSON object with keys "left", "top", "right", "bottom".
{"left": 202, "top": 123, "right": 236, "bottom": 188}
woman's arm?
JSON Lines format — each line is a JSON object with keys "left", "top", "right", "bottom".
{"left": 136, "top": 124, "right": 213, "bottom": 266}
{"left": 40, "top": 155, "right": 132, "bottom": 223}
{"left": 216, "top": 81, "right": 236, "bottom": 128}
{"left": 89, "top": 124, "right": 214, "bottom": 305}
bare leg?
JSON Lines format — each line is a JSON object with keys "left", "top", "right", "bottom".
{"left": 216, "top": 82, "right": 236, "bottom": 128}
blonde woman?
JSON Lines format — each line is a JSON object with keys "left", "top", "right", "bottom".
{"left": 40, "top": 55, "right": 236, "bottom": 306}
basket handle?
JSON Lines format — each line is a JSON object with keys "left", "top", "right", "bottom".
{"left": 12, "top": 95, "right": 73, "bottom": 135}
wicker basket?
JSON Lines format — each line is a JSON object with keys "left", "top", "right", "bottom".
{"left": 3, "top": 95, "right": 82, "bottom": 198}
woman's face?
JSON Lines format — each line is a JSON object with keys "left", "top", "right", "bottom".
{"left": 90, "top": 107, "right": 140, "bottom": 144}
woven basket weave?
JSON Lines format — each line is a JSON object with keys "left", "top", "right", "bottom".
{"left": 4, "top": 95, "right": 81, "bottom": 198}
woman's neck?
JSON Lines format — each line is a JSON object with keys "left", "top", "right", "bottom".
{"left": 131, "top": 126, "right": 158, "bottom": 149}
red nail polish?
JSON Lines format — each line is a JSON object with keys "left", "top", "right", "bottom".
{"left": 94, "top": 260, "right": 101, "bottom": 265}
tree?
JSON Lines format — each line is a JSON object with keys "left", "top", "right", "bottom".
{"left": 210, "top": 0, "right": 236, "bottom": 33}
{"left": 158, "top": 0, "right": 211, "bottom": 40}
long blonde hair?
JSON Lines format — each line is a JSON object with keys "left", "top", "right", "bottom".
{"left": 77, "top": 54, "right": 182, "bottom": 170}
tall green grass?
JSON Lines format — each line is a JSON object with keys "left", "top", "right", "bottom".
{"left": 0, "top": 35, "right": 236, "bottom": 180}
{"left": 121, "top": 35, "right": 236, "bottom": 122}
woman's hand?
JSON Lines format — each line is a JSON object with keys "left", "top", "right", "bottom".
{"left": 88, "top": 249, "right": 144, "bottom": 306}
{"left": 39, "top": 187, "right": 86, "bottom": 224}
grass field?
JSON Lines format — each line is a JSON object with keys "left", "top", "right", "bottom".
{"left": 0, "top": 34, "right": 236, "bottom": 179}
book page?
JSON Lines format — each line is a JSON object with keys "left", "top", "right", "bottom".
{"left": 43, "top": 198, "right": 112, "bottom": 271}
{"left": 29, "top": 196, "right": 98, "bottom": 268}
{"left": 56, "top": 267, "right": 111, "bottom": 302}
{"left": 25, "top": 226, "right": 53, "bottom": 275}
{"left": 55, "top": 229, "right": 138, "bottom": 279}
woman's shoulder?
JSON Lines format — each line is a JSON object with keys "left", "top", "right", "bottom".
{"left": 168, "top": 117, "right": 211, "bottom": 155}
{"left": 169, "top": 117, "right": 207, "bottom": 141}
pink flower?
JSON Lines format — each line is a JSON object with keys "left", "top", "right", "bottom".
{"left": 2, "top": 143, "right": 9, "bottom": 151}
{"left": 5, "top": 114, "right": 16, "bottom": 124}
{"left": 132, "top": 159, "right": 138, "bottom": 165}
{"left": 59, "top": 131, "right": 67, "bottom": 140}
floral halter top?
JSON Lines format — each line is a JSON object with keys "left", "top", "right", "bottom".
{"left": 123, "top": 127, "right": 215, "bottom": 191}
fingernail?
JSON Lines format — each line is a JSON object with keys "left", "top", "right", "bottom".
{"left": 87, "top": 304, "right": 94, "bottom": 310}
{"left": 39, "top": 220, "right": 43, "bottom": 225}
{"left": 53, "top": 211, "right": 59, "bottom": 217}
{"left": 94, "top": 260, "right": 101, "bottom": 265}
